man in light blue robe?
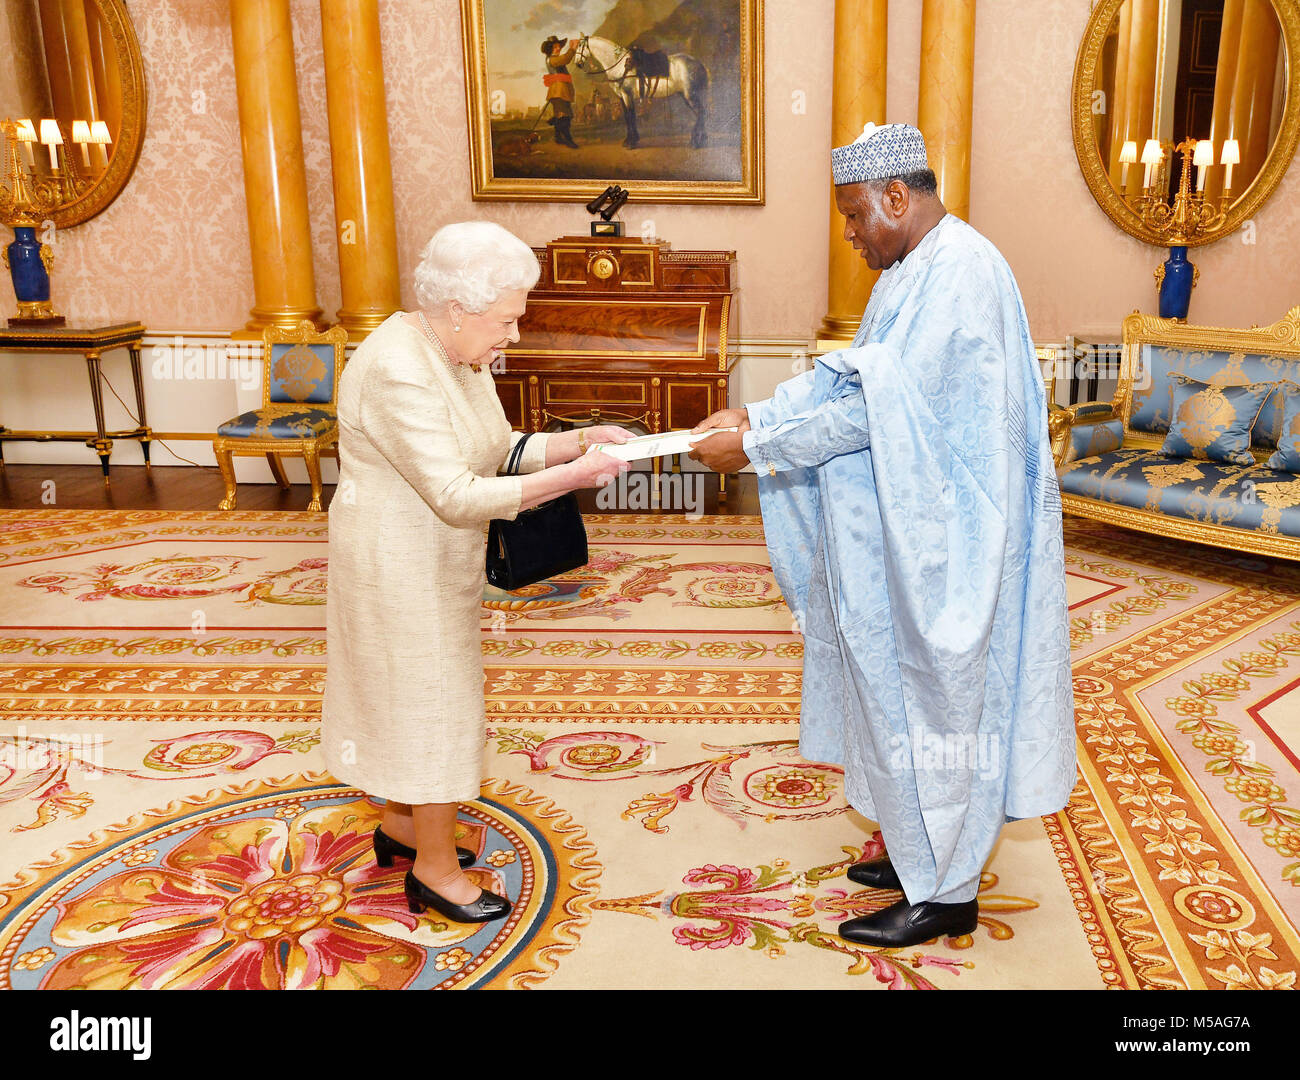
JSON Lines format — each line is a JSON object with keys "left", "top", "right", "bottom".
{"left": 690, "top": 123, "right": 1076, "bottom": 948}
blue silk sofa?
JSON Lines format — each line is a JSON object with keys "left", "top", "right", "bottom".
{"left": 1051, "top": 309, "right": 1300, "bottom": 562}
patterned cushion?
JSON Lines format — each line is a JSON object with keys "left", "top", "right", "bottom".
{"left": 1058, "top": 449, "right": 1300, "bottom": 537}
{"left": 217, "top": 408, "right": 336, "bottom": 440}
{"left": 1267, "top": 382, "right": 1300, "bottom": 472}
{"left": 1128, "top": 345, "right": 1300, "bottom": 446}
{"left": 1060, "top": 418, "right": 1124, "bottom": 465}
{"left": 1158, "top": 376, "right": 1273, "bottom": 466}
{"left": 268, "top": 342, "right": 336, "bottom": 405}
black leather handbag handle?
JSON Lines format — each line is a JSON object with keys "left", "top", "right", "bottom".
{"left": 502, "top": 433, "right": 532, "bottom": 477}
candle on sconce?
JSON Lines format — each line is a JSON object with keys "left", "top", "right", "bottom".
{"left": 1193, "top": 139, "right": 1215, "bottom": 192}
{"left": 1221, "top": 139, "right": 1240, "bottom": 193}
{"left": 15, "top": 118, "right": 37, "bottom": 168}
{"left": 71, "top": 120, "right": 91, "bottom": 168}
{"left": 1140, "top": 139, "right": 1162, "bottom": 189}
{"left": 1119, "top": 140, "right": 1138, "bottom": 191}
{"left": 38, "top": 118, "right": 62, "bottom": 170}
{"left": 89, "top": 120, "right": 112, "bottom": 168}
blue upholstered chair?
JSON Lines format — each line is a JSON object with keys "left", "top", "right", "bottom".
{"left": 213, "top": 321, "right": 348, "bottom": 512}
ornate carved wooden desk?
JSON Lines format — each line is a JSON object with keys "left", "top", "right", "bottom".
{"left": 497, "top": 235, "right": 737, "bottom": 487}
{"left": 0, "top": 322, "right": 151, "bottom": 483}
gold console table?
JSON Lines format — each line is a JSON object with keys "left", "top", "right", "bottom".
{"left": 0, "top": 322, "right": 152, "bottom": 483}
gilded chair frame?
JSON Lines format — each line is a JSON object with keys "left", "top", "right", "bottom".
{"left": 1057, "top": 307, "right": 1300, "bottom": 561}
{"left": 1036, "top": 344, "right": 1064, "bottom": 407}
{"left": 212, "top": 320, "right": 348, "bottom": 512}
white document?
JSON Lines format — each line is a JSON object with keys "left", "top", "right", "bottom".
{"left": 587, "top": 427, "right": 738, "bottom": 463}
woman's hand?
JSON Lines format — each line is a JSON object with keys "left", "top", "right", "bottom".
{"left": 567, "top": 449, "right": 629, "bottom": 489}
{"left": 549, "top": 425, "right": 633, "bottom": 465}
{"left": 582, "top": 425, "right": 633, "bottom": 448}
{"left": 519, "top": 450, "right": 628, "bottom": 510}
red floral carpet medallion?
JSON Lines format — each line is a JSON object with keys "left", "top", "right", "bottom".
{"left": 0, "top": 510, "right": 1297, "bottom": 989}
{"left": 0, "top": 776, "right": 595, "bottom": 990}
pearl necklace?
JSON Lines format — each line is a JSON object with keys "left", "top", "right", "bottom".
{"left": 417, "top": 312, "right": 483, "bottom": 377}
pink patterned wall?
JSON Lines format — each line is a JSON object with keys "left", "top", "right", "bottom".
{"left": 3, "top": 0, "right": 1298, "bottom": 341}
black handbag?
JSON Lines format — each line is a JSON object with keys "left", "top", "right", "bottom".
{"left": 486, "top": 433, "right": 589, "bottom": 590}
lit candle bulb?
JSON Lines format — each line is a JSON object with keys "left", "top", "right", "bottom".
{"left": 90, "top": 120, "right": 112, "bottom": 168}
{"left": 39, "top": 118, "right": 62, "bottom": 170}
{"left": 15, "top": 118, "right": 37, "bottom": 168}
{"left": 1221, "top": 139, "right": 1240, "bottom": 193}
{"left": 72, "top": 120, "right": 91, "bottom": 168}
{"left": 1140, "top": 139, "right": 1163, "bottom": 189}
{"left": 1119, "top": 140, "right": 1138, "bottom": 191}
{"left": 1193, "top": 139, "right": 1215, "bottom": 192}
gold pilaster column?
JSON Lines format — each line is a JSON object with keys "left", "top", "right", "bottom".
{"left": 1110, "top": 0, "right": 1159, "bottom": 197}
{"left": 1229, "top": 0, "right": 1281, "bottom": 192}
{"left": 1126, "top": 0, "right": 1159, "bottom": 189}
{"left": 1107, "top": 0, "right": 1134, "bottom": 189}
{"left": 37, "top": 1, "right": 75, "bottom": 123}
{"left": 819, "top": 0, "right": 888, "bottom": 344}
{"left": 320, "top": 0, "right": 401, "bottom": 339}
{"left": 87, "top": 2, "right": 123, "bottom": 144}
{"left": 917, "top": 0, "right": 976, "bottom": 222}
{"left": 1205, "top": 0, "right": 1244, "bottom": 203}
{"left": 229, "top": 0, "right": 323, "bottom": 336}
{"left": 58, "top": 0, "right": 99, "bottom": 126}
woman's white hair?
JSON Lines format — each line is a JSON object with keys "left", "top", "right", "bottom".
{"left": 413, "top": 221, "right": 540, "bottom": 314}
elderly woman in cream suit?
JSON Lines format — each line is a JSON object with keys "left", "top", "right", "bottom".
{"left": 322, "top": 222, "right": 629, "bottom": 924}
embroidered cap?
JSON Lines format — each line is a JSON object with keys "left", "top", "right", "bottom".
{"left": 831, "top": 122, "right": 929, "bottom": 185}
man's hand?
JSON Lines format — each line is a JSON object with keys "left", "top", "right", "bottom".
{"left": 691, "top": 408, "right": 750, "bottom": 436}
{"left": 688, "top": 430, "right": 749, "bottom": 473}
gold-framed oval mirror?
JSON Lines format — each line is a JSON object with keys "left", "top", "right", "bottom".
{"left": 1072, "top": 0, "right": 1300, "bottom": 246}
{"left": 4, "top": 0, "right": 146, "bottom": 229}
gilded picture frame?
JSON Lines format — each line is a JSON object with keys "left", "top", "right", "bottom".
{"left": 460, "top": 0, "right": 764, "bottom": 204}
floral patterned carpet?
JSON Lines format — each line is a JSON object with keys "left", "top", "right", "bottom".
{"left": 0, "top": 510, "right": 1295, "bottom": 989}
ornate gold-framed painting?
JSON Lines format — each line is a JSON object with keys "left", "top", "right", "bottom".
{"left": 460, "top": 0, "right": 764, "bottom": 204}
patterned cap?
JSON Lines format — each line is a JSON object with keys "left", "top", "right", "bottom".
{"left": 831, "top": 122, "right": 929, "bottom": 185}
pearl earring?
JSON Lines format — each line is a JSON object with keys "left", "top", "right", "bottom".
{"left": 453, "top": 324, "right": 461, "bottom": 332}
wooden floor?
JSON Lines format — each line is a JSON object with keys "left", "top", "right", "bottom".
{"left": 0, "top": 463, "right": 760, "bottom": 516}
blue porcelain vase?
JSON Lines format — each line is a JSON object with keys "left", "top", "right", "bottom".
{"left": 1157, "top": 245, "right": 1196, "bottom": 320}
{"left": 6, "top": 226, "right": 51, "bottom": 306}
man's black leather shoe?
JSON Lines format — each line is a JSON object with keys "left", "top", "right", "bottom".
{"left": 846, "top": 857, "right": 902, "bottom": 891}
{"left": 838, "top": 897, "right": 979, "bottom": 948}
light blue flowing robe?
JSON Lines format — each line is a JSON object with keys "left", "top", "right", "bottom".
{"left": 742, "top": 215, "right": 1076, "bottom": 905}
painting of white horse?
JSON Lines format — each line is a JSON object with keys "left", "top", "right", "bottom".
{"left": 573, "top": 35, "right": 709, "bottom": 150}
{"left": 461, "top": 0, "right": 762, "bottom": 203}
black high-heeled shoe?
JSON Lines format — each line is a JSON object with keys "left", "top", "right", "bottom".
{"left": 373, "top": 827, "right": 474, "bottom": 870}
{"left": 403, "top": 870, "right": 512, "bottom": 924}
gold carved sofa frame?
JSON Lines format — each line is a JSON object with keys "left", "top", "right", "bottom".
{"left": 1053, "top": 308, "right": 1300, "bottom": 563}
